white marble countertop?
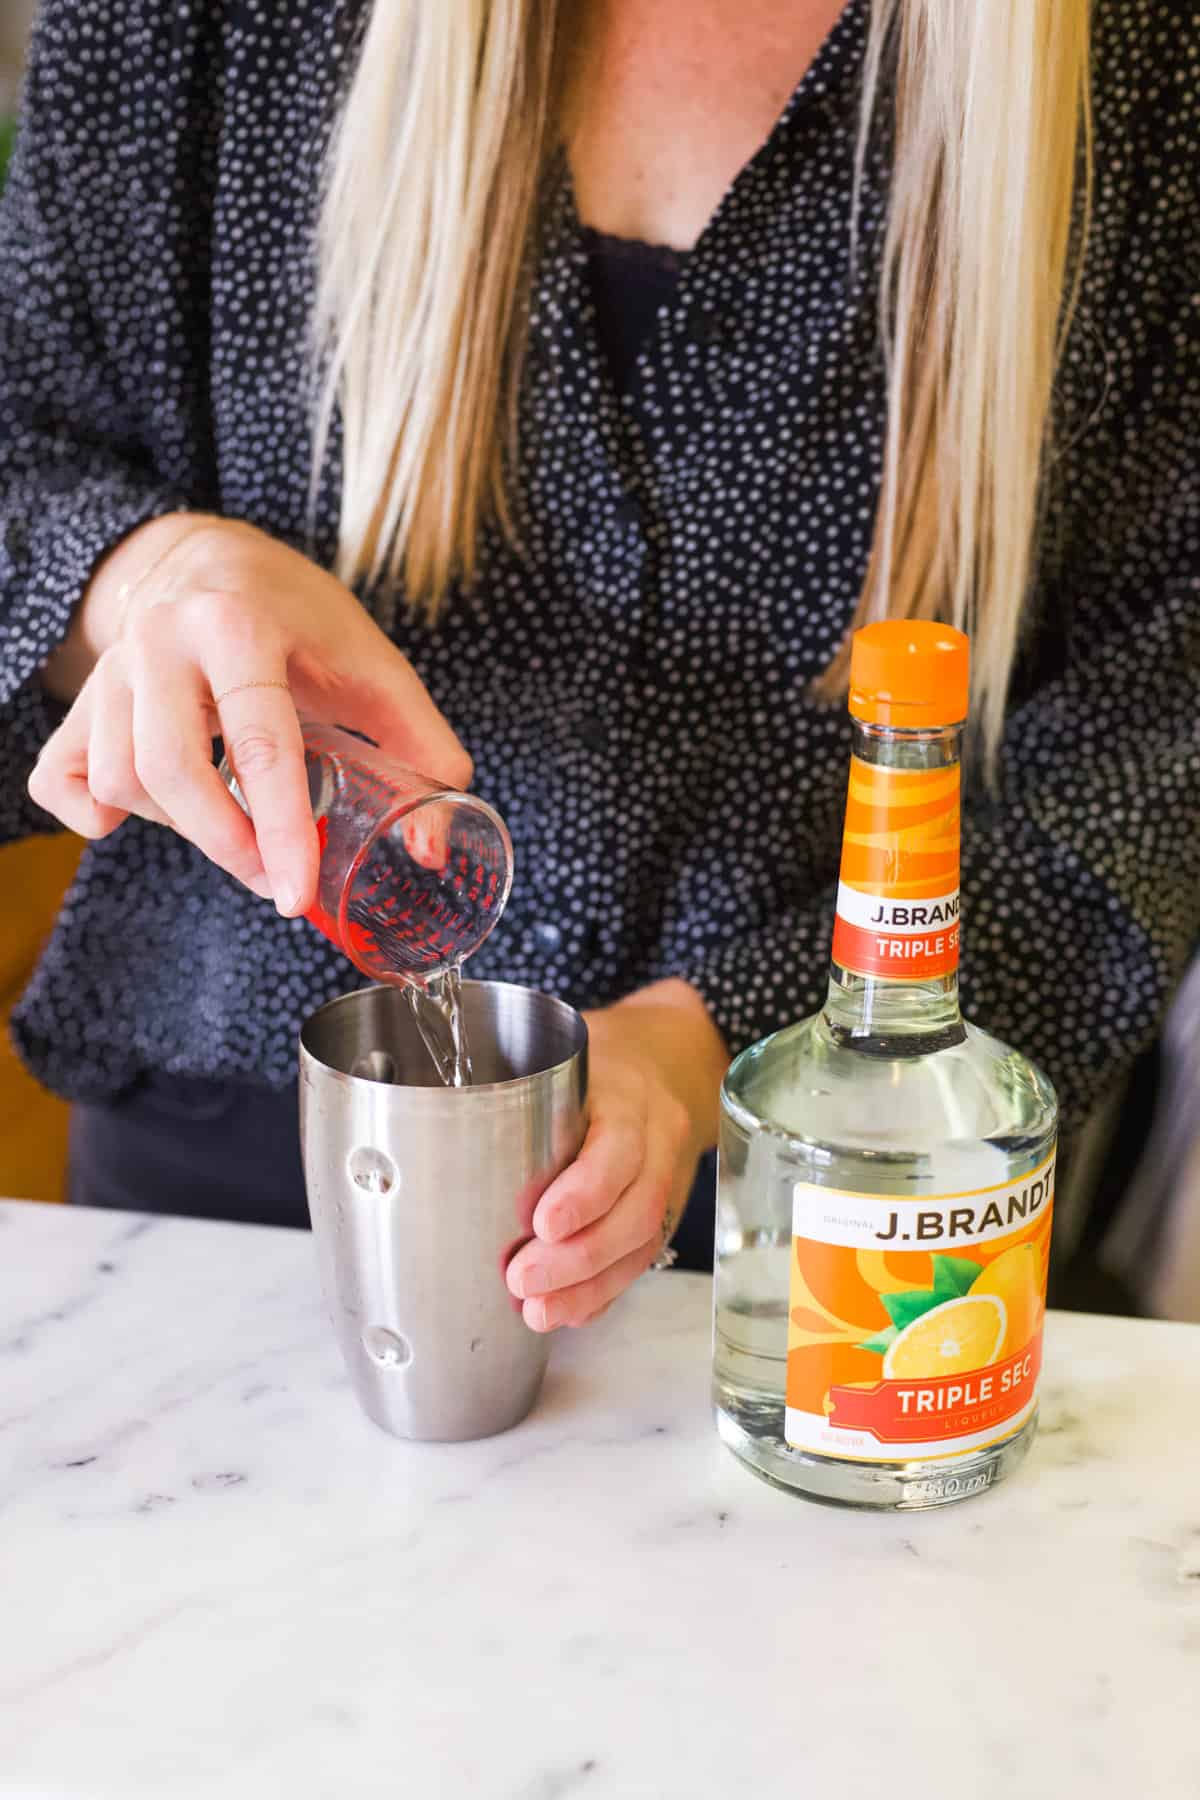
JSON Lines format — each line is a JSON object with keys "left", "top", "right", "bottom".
{"left": 1, "top": 1199, "right": 1197, "bottom": 1799}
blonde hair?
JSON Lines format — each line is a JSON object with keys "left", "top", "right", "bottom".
{"left": 315, "top": 1, "right": 1091, "bottom": 752}
{"left": 313, "top": 0, "right": 563, "bottom": 611}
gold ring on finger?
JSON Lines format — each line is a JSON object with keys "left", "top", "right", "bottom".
{"left": 212, "top": 680, "right": 292, "bottom": 706}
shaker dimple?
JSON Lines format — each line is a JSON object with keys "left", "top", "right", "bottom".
{"left": 347, "top": 1147, "right": 398, "bottom": 1195}
{"left": 362, "top": 1327, "right": 412, "bottom": 1369}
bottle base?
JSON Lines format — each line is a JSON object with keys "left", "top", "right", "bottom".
{"left": 715, "top": 1393, "right": 1037, "bottom": 1510}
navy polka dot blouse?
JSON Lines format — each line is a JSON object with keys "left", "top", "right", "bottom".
{"left": 0, "top": 0, "right": 1196, "bottom": 1131}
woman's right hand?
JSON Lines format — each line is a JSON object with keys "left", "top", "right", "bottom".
{"left": 28, "top": 514, "right": 471, "bottom": 915}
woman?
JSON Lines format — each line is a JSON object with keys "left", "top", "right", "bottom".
{"left": 2, "top": 0, "right": 1196, "bottom": 1328}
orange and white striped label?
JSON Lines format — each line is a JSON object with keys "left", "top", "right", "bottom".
{"left": 830, "top": 758, "right": 961, "bottom": 981}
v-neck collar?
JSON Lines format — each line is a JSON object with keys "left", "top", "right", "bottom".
{"left": 530, "top": 0, "right": 868, "bottom": 456}
{"left": 560, "top": 0, "right": 867, "bottom": 265}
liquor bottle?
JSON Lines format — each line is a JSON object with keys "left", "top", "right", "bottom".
{"left": 714, "top": 621, "right": 1057, "bottom": 1509}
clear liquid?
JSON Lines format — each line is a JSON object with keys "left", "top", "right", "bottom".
{"left": 405, "top": 964, "right": 474, "bottom": 1089}
{"left": 715, "top": 1004, "right": 1057, "bottom": 1508}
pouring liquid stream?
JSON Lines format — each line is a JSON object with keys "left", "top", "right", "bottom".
{"left": 405, "top": 964, "right": 474, "bottom": 1089}
{"left": 333, "top": 821, "right": 477, "bottom": 1087}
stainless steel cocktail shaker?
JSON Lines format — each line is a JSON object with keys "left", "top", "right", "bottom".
{"left": 300, "top": 981, "right": 587, "bottom": 1441}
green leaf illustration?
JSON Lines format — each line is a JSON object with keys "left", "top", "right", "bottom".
{"left": 881, "top": 1287, "right": 943, "bottom": 1331}
{"left": 931, "top": 1255, "right": 984, "bottom": 1300}
{"left": 856, "top": 1325, "right": 899, "bottom": 1357}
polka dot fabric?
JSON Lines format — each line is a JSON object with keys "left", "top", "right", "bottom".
{"left": 0, "top": 0, "right": 1196, "bottom": 1132}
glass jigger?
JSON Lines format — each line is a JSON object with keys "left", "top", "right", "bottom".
{"left": 221, "top": 721, "right": 513, "bottom": 984}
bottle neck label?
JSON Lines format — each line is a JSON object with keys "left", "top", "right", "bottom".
{"left": 830, "top": 757, "right": 961, "bottom": 981}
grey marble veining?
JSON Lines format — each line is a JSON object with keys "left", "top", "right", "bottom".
{"left": 0, "top": 1198, "right": 1196, "bottom": 1799}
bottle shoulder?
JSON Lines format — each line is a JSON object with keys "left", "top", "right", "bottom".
{"left": 723, "top": 1010, "right": 1058, "bottom": 1159}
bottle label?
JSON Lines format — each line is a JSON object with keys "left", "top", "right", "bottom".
{"left": 784, "top": 1149, "right": 1055, "bottom": 1463}
{"left": 831, "top": 759, "right": 960, "bottom": 980}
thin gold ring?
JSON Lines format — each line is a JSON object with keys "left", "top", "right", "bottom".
{"left": 212, "top": 679, "right": 291, "bottom": 706}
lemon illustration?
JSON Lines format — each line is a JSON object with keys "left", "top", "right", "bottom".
{"left": 883, "top": 1294, "right": 1007, "bottom": 1380}
{"left": 969, "top": 1244, "right": 1041, "bottom": 1356}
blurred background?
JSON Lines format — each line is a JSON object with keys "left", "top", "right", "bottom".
{"left": 1, "top": 0, "right": 1197, "bottom": 1310}
{"left": 1, "top": 0, "right": 82, "bottom": 1205}
{"left": 0, "top": 2, "right": 34, "bottom": 133}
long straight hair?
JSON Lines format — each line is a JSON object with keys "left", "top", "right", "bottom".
{"left": 314, "top": 0, "right": 1091, "bottom": 755}
{"left": 313, "top": 0, "right": 564, "bottom": 611}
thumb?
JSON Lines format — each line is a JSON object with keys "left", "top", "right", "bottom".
{"left": 297, "top": 642, "right": 474, "bottom": 791}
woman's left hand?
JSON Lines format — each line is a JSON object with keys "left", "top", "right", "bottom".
{"left": 505, "top": 980, "right": 729, "bottom": 1331}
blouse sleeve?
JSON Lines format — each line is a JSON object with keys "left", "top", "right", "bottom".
{"left": 0, "top": 4, "right": 191, "bottom": 843}
{"left": 675, "top": 3, "right": 1200, "bottom": 1136}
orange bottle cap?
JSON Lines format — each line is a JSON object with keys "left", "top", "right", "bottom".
{"left": 848, "top": 620, "right": 970, "bottom": 728}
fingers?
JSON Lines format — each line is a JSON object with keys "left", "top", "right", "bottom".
{"left": 399, "top": 798, "right": 453, "bottom": 872}
{"left": 522, "top": 1240, "right": 663, "bottom": 1333}
{"left": 530, "top": 1099, "right": 647, "bottom": 1244}
{"left": 31, "top": 630, "right": 276, "bottom": 901}
{"left": 86, "top": 657, "right": 171, "bottom": 829}
{"left": 126, "top": 596, "right": 315, "bottom": 910}
{"left": 508, "top": 1088, "right": 692, "bottom": 1331}
{"left": 28, "top": 676, "right": 127, "bottom": 839}
{"left": 326, "top": 645, "right": 474, "bottom": 790}
{"left": 124, "top": 628, "right": 268, "bottom": 894}
{"left": 511, "top": 1157, "right": 669, "bottom": 1308}
{"left": 212, "top": 683, "right": 318, "bottom": 917}
{"left": 30, "top": 521, "right": 465, "bottom": 909}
